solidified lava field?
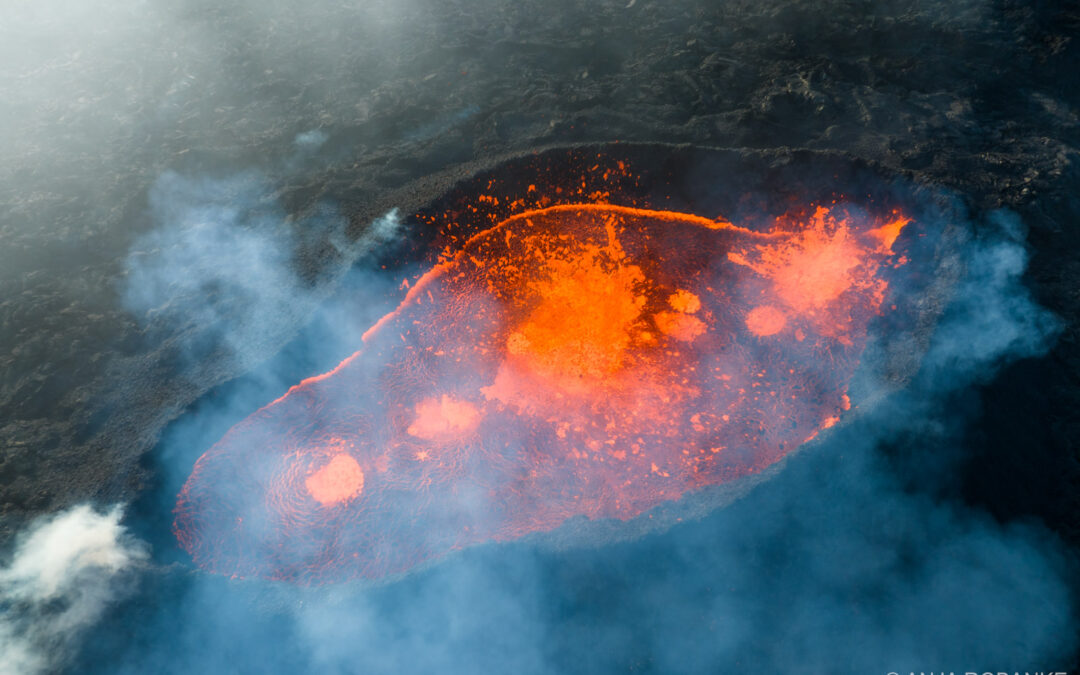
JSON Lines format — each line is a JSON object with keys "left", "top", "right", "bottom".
{"left": 174, "top": 162, "right": 919, "bottom": 582}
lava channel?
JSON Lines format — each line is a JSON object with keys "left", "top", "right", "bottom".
{"left": 174, "top": 202, "right": 911, "bottom": 583}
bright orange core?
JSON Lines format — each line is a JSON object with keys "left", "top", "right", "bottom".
{"left": 305, "top": 454, "right": 365, "bottom": 506}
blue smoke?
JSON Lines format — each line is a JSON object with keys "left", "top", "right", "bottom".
{"left": 63, "top": 201, "right": 1080, "bottom": 672}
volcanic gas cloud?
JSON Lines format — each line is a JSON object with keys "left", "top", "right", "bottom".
{"left": 175, "top": 195, "right": 911, "bottom": 583}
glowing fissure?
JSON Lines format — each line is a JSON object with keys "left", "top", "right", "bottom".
{"left": 175, "top": 201, "right": 911, "bottom": 583}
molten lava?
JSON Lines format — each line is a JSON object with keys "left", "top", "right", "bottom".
{"left": 306, "top": 454, "right": 365, "bottom": 506}
{"left": 175, "top": 200, "right": 911, "bottom": 583}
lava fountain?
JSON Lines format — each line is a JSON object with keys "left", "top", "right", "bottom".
{"left": 174, "top": 196, "right": 912, "bottom": 583}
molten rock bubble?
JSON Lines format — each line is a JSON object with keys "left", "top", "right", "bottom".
{"left": 745, "top": 305, "right": 787, "bottom": 337}
{"left": 174, "top": 203, "right": 911, "bottom": 583}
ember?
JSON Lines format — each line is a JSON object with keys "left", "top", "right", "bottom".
{"left": 174, "top": 197, "right": 911, "bottom": 583}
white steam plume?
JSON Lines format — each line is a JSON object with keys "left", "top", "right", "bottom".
{"left": 0, "top": 505, "right": 147, "bottom": 675}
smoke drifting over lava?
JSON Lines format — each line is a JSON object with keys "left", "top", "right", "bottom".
{"left": 174, "top": 168, "right": 915, "bottom": 582}
{"left": 65, "top": 144, "right": 1068, "bottom": 675}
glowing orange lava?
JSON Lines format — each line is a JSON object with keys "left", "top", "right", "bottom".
{"left": 306, "top": 454, "right": 365, "bottom": 506}
{"left": 174, "top": 201, "right": 912, "bottom": 583}
{"left": 407, "top": 396, "right": 480, "bottom": 440}
{"left": 745, "top": 305, "right": 787, "bottom": 336}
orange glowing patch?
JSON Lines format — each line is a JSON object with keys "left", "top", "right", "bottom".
{"left": 505, "top": 233, "right": 646, "bottom": 381}
{"left": 728, "top": 207, "right": 862, "bottom": 313}
{"left": 305, "top": 454, "right": 365, "bottom": 506}
{"left": 867, "top": 215, "right": 912, "bottom": 252}
{"left": 175, "top": 201, "right": 911, "bottom": 583}
{"left": 745, "top": 305, "right": 787, "bottom": 337}
{"left": 407, "top": 396, "right": 480, "bottom": 439}
{"left": 668, "top": 290, "right": 702, "bottom": 314}
{"left": 654, "top": 311, "right": 707, "bottom": 342}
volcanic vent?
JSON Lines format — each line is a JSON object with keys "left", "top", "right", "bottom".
{"left": 174, "top": 146, "right": 940, "bottom": 583}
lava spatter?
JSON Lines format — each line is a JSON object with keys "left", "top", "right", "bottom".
{"left": 174, "top": 201, "right": 911, "bottom": 583}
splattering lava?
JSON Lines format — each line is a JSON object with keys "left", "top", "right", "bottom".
{"left": 174, "top": 201, "right": 910, "bottom": 583}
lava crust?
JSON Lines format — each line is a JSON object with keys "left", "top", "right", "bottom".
{"left": 175, "top": 197, "right": 913, "bottom": 583}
